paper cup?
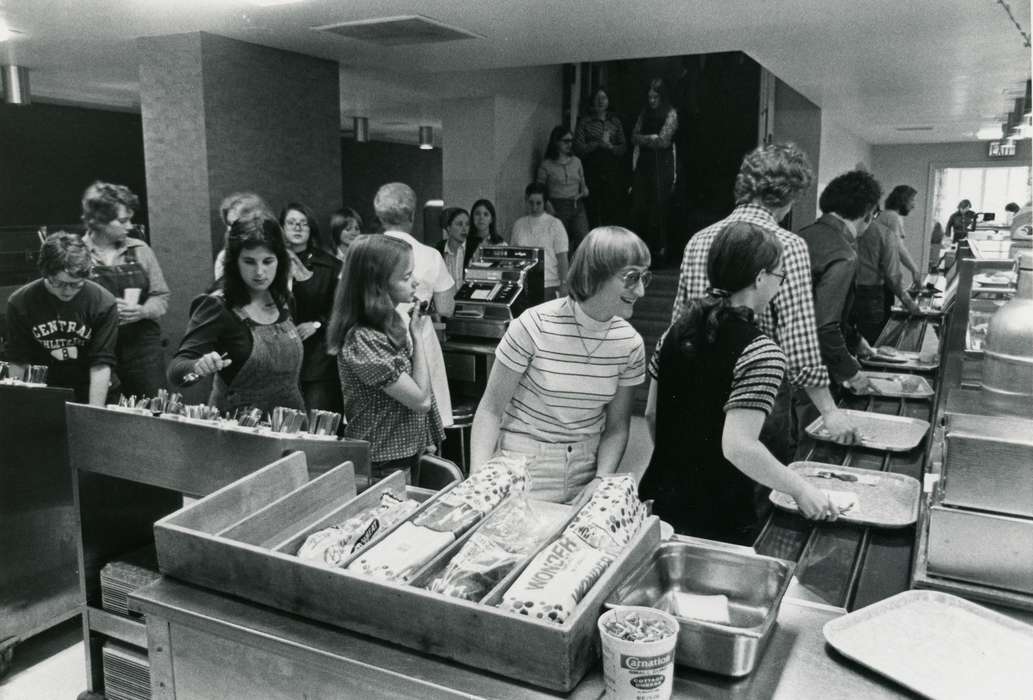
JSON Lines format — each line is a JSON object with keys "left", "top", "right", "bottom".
{"left": 598, "top": 606, "right": 678, "bottom": 700}
{"left": 123, "top": 287, "right": 142, "bottom": 304}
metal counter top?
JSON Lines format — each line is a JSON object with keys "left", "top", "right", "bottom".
{"left": 130, "top": 577, "right": 910, "bottom": 699}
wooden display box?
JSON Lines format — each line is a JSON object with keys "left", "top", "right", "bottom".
{"left": 154, "top": 453, "right": 660, "bottom": 691}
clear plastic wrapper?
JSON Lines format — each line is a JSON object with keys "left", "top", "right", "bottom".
{"left": 414, "top": 454, "right": 529, "bottom": 536}
{"left": 427, "top": 498, "right": 560, "bottom": 601}
{"left": 297, "top": 493, "right": 420, "bottom": 566}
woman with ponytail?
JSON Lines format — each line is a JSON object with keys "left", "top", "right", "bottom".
{"left": 639, "top": 221, "right": 840, "bottom": 545}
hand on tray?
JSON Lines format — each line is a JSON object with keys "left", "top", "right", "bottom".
{"left": 794, "top": 482, "right": 842, "bottom": 521}
{"left": 819, "top": 409, "right": 862, "bottom": 445}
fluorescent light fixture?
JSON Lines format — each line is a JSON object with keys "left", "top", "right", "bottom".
{"left": 977, "top": 125, "right": 1004, "bottom": 140}
{"left": 2, "top": 65, "right": 30, "bottom": 105}
{"left": 419, "top": 126, "right": 434, "bottom": 150}
{"left": 353, "top": 117, "right": 369, "bottom": 143}
{"left": 425, "top": 199, "right": 445, "bottom": 207}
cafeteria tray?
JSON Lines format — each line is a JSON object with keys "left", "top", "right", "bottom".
{"left": 861, "top": 348, "right": 939, "bottom": 372}
{"left": 849, "top": 371, "right": 934, "bottom": 399}
{"left": 823, "top": 590, "right": 1033, "bottom": 699}
{"left": 769, "top": 462, "right": 920, "bottom": 528}
{"left": 805, "top": 410, "right": 930, "bottom": 452}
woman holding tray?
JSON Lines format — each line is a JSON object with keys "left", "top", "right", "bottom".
{"left": 167, "top": 215, "right": 305, "bottom": 414}
{"left": 639, "top": 222, "right": 843, "bottom": 545}
{"left": 470, "top": 226, "right": 648, "bottom": 504}
{"left": 328, "top": 235, "right": 444, "bottom": 482}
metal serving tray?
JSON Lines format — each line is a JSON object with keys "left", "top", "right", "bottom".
{"left": 823, "top": 590, "right": 1033, "bottom": 700}
{"left": 926, "top": 504, "right": 1033, "bottom": 595}
{"left": 605, "top": 536, "right": 794, "bottom": 677}
{"left": 861, "top": 348, "right": 939, "bottom": 372}
{"left": 769, "top": 462, "right": 920, "bottom": 528}
{"left": 849, "top": 371, "right": 934, "bottom": 399}
{"left": 805, "top": 410, "right": 930, "bottom": 452}
{"left": 943, "top": 413, "right": 1033, "bottom": 518}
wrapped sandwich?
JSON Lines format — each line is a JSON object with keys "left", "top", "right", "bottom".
{"left": 427, "top": 498, "right": 563, "bottom": 602}
{"left": 500, "top": 474, "right": 646, "bottom": 624}
{"left": 297, "top": 492, "right": 420, "bottom": 567}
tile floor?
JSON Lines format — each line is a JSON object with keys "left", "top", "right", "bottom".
{"left": 0, "top": 417, "right": 655, "bottom": 699}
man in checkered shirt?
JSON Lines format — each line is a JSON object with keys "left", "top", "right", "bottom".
{"left": 647, "top": 143, "right": 861, "bottom": 462}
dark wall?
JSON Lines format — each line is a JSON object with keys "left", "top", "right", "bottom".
{"left": 0, "top": 101, "right": 148, "bottom": 228}
{"left": 340, "top": 139, "right": 443, "bottom": 243}
{"left": 580, "top": 51, "right": 761, "bottom": 257}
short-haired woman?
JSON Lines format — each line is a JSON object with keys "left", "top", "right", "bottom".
{"left": 5, "top": 232, "right": 119, "bottom": 405}
{"left": 279, "top": 201, "right": 343, "bottom": 412}
{"left": 167, "top": 215, "right": 305, "bottom": 414}
{"left": 470, "top": 226, "right": 650, "bottom": 504}
{"left": 640, "top": 222, "right": 839, "bottom": 545}
{"left": 81, "top": 181, "right": 170, "bottom": 398}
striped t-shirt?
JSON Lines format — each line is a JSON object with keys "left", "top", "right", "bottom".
{"left": 495, "top": 297, "right": 645, "bottom": 443}
{"left": 725, "top": 336, "right": 786, "bottom": 415}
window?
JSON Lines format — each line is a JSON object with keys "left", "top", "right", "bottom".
{"left": 932, "top": 166, "right": 1031, "bottom": 227}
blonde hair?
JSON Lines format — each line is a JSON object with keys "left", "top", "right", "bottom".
{"left": 567, "top": 226, "right": 650, "bottom": 302}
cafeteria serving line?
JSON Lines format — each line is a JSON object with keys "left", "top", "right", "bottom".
{"left": 2, "top": 2, "right": 1033, "bottom": 699}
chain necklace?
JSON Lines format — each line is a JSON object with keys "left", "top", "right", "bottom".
{"left": 571, "top": 299, "right": 610, "bottom": 358}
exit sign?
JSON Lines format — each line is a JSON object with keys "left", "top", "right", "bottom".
{"left": 988, "top": 140, "right": 1017, "bottom": 158}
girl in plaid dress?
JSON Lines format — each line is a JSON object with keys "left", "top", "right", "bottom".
{"left": 328, "top": 235, "right": 444, "bottom": 482}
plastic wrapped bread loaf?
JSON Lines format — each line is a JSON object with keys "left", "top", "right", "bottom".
{"left": 296, "top": 493, "right": 420, "bottom": 567}
{"left": 347, "top": 521, "right": 455, "bottom": 582}
{"left": 413, "top": 455, "right": 529, "bottom": 536}
{"left": 567, "top": 474, "right": 646, "bottom": 556}
{"left": 499, "top": 475, "right": 646, "bottom": 625}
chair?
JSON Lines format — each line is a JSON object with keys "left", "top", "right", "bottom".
{"left": 415, "top": 453, "right": 464, "bottom": 490}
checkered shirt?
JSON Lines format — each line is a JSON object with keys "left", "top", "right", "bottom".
{"left": 648, "top": 203, "right": 829, "bottom": 388}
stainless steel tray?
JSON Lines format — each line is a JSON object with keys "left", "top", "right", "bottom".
{"left": 823, "top": 590, "right": 1033, "bottom": 700}
{"left": 605, "top": 537, "right": 794, "bottom": 677}
{"left": 805, "top": 410, "right": 930, "bottom": 452}
{"left": 849, "top": 371, "right": 934, "bottom": 399}
{"left": 769, "top": 462, "right": 920, "bottom": 528}
{"left": 861, "top": 348, "right": 939, "bottom": 372}
{"left": 926, "top": 504, "right": 1033, "bottom": 595}
{"left": 943, "top": 413, "right": 1033, "bottom": 518}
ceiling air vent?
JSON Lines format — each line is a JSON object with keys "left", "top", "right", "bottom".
{"left": 313, "top": 15, "right": 482, "bottom": 46}
{"left": 895, "top": 126, "right": 934, "bottom": 132}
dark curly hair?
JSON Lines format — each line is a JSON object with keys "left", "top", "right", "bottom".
{"left": 674, "top": 221, "right": 783, "bottom": 353}
{"left": 733, "top": 143, "right": 814, "bottom": 210}
{"left": 818, "top": 170, "right": 883, "bottom": 220}
{"left": 279, "top": 201, "right": 330, "bottom": 254}
{"left": 884, "top": 185, "right": 917, "bottom": 213}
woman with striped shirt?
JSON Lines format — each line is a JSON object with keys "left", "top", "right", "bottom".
{"left": 640, "top": 222, "right": 840, "bottom": 545}
{"left": 470, "top": 226, "right": 649, "bottom": 504}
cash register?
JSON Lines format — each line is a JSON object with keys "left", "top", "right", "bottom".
{"left": 446, "top": 246, "right": 546, "bottom": 339}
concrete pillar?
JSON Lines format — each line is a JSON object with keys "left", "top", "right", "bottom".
{"left": 138, "top": 32, "right": 341, "bottom": 351}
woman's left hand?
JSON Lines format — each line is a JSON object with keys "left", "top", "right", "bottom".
{"left": 296, "top": 321, "right": 321, "bottom": 341}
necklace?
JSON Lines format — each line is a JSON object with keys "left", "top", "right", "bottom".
{"left": 571, "top": 299, "right": 609, "bottom": 358}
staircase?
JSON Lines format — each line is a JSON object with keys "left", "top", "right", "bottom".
{"left": 628, "top": 268, "right": 680, "bottom": 415}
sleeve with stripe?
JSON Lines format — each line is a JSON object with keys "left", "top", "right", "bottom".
{"left": 494, "top": 307, "right": 538, "bottom": 373}
{"left": 724, "top": 336, "right": 786, "bottom": 414}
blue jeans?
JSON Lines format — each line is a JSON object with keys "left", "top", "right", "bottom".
{"left": 498, "top": 431, "right": 600, "bottom": 504}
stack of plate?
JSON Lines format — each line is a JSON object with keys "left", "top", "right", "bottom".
{"left": 101, "top": 641, "right": 151, "bottom": 700}
{"left": 100, "top": 547, "right": 160, "bottom": 617}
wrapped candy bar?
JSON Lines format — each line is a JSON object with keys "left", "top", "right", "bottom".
{"left": 427, "top": 498, "right": 564, "bottom": 602}
{"left": 499, "top": 532, "right": 614, "bottom": 624}
{"left": 347, "top": 521, "right": 455, "bottom": 582}
{"left": 297, "top": 493, "right": 420, "bottom": 567}
{"left": 567, "top": 475, "right": 646, "bottom": 556}
{"left": 413, "top": 455, "right": 529, "bottom": 537}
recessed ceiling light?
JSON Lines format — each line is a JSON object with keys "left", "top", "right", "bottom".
{"left": 977, "top": 126, "right": 1004, "bottom": 140}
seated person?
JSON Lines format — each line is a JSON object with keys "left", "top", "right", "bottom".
{"left": 510, "top": 182, "right": 570, "bottom": 299}
{"left": 5, "top": 232, "right": 118, "bottom": 405}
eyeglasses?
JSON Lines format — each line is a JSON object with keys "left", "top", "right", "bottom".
{"left": 768, "top": 269, "right": 787, "bottom": 287}
{"left": 620, "top": 269, "right": 653, "bottom": 289}
{"left": 46, "top": 275, "right": 88, "bottom": 291}
{"left": 284, "top": 219, "right": 310, "bottom": 229}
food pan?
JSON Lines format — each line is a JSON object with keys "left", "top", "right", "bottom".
{"left": 848, "top": 371, "right": 934, "bottom": 399}
{"left": 805, "top": 410, "right": 930, "bottom": 452}
{"left": 926, "top": 504, "right": 1033, "bottom": 595}
{"left": 861, "top": 348, "right": 939, "bottom": 372}
{"left": 769, "top": 462, "right": 920, "bottom": 528}
{"left": 605, "top": 536, "right": 795, "bottom": 677}
{"left": 823, "top": 590, "right": 1033, "bottom": 700}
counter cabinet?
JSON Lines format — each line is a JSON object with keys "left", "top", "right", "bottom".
{"left": 66, "top": 403, "right": 369, "bottom": 697}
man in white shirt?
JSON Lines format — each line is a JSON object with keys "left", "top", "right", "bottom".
{"left": 510, "top": 182, "right": 570, "bottom": 298}
{"left": 375, "top": 182, "right": 455, "bottom": 426}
